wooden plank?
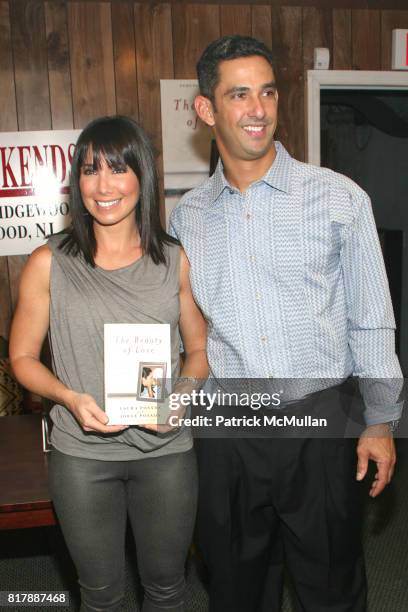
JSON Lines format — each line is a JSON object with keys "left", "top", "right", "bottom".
{"left": 134, "top": 3, "right": 174, "bottom": 224}
{"left": 333, "top": 9, "right": 352, "bottom": 69}
{"left": 34, "top": 1, "right": 408, "bottom": 9}
{"left": 56, "top": 2, "right": 408, "bottom": 9}
{"left": 0, "top": 2, "right": 18, "bottom": 131}
{"left": 252, "top": 5, "right": 272, "bottom": 49}
{"left": 172, "top": 4, "right": 220, "bottom": 78}
{"left": 10, "top": 0, "right": 52, "bottom": 130}
{"left": 169, "top": 3, "right": 219, "bottom": 224}
{"left": 368, "top": 0, "right": 408, "bottom": 9}
{"left": 45, "top": 2, "right": 74, "bottom": 129}
{"left": 380, "top": 10, "right": 408, "bottom": 70}
{"left": 220, "top": 4, "right": 251, "bottom": 37}
{"left": 68, "top": 2, "right": 116, "bottom": 128}
{"left": 271, "top": 6, "right": 304, "bottom": 161}
{"left": 111, "top": 2, "right": 139, "bottom": 120}
{"left": 135, "top": 2, "right": 173, "bottom": 143}
{"left": 351, "top": 9, "right": 381, "bottom": 69}
{"left": 302, "top": 7, "right": 333, "bottom": 71}
{"left": 0, "top": 2, "right": 16, "bottom": 340}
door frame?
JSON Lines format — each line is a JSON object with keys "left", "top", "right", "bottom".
{"left": 306, "top": 69, "right": 408, "bottom": 165}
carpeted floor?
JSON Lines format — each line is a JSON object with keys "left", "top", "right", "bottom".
{"left": 1, "top": 440, "right": 407, "bottom": 612}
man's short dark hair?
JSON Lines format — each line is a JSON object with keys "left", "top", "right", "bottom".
{"left": 197, "top": 35, "right": 275, "bottom": 102}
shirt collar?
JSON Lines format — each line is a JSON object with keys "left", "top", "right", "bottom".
{"left": 260, "top": 142, "right": 292, "bottom": 194}
{"left": 208, "top": 141, "right": 293, "bottom": 204}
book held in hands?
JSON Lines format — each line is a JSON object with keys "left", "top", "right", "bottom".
{"left": 104, "top": 323, "right": 171, "bottom": 425}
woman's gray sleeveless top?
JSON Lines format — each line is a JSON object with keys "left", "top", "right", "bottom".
{"left": 47, "top": 233, "right": 192, "bottom": 460}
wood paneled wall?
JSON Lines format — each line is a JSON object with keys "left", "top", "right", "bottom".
{"left": 1, "top": 0, "right": 408, "bottom": 340}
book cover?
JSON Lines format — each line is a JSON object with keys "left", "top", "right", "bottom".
{"left": 104, "top": 323, "right": 171, "bottom": 425}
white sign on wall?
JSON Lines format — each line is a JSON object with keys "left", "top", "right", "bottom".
{"left": 0, "top": 129, "right": 81, "bottom": 256}
{"left": 160, "top": 80, "right": 212, "bottom": 190}
{"left": 392, "top": 29, "right": 408, "bottom": 70}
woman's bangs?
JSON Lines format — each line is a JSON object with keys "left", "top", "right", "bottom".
{"left": 97, "top": 142, "right": 129, "bottom": 171}
{"left": 78, "top": 142, "right": 127, "bottom": 171}
{"left": 77, "top": 123, "right": 131, "bottom": 171}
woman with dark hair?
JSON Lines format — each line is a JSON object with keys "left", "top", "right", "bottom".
{"left": 9, "top": 116, "right": 208, "bottom": 612}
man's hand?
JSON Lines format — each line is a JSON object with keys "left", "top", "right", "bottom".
{"left": 159, "top": 398, "right": 186, "bottom": 433}
{"left": 140, "top": 393, "right": 186, "bottom": 434}
{"left": 356, "top": 424, "right": 396, "bottom": 497}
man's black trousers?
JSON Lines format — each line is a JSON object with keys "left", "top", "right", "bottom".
{"left": 195, "top": 430, "right": 367, "bottom": 611}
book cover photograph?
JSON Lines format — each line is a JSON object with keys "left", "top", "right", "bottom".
{"left": 104, "top": 323, "right": 171, "bottom": 425}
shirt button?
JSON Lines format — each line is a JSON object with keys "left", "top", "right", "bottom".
{"left": 229, "top": 189, "right": 234, "bottom": 195}
{"left": 255, "top": 292, "right": 261, "bottom": 300}
{"left": 261, "top": 336, "right": 267, "bottom": 343}
{"left": 246, "top": 213, "right": 251, "bottom": 219}
{"left": 250, "top": 255, "right": 256, "bottom": 263}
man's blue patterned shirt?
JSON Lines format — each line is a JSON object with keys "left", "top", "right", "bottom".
{"left": 169, "top": 142, "right": 402, "bottom": 423}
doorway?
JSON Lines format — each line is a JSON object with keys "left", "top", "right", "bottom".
{"left": 306, "top": 70, "right": 408, "bottom": 375}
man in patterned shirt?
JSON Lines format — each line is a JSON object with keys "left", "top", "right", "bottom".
{"left": 169, "top": 35, "right": 402, "bottom": 612}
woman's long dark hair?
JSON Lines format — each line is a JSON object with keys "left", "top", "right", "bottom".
{"left": 60, "top": 115, "right": 177, "bottom": 266}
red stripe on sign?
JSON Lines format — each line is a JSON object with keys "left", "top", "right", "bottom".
{"left": 406, "top": 32, "right": 408, "bottom": 66}
{"left": 0, "top": 186, "right": 70, "bottom": 198}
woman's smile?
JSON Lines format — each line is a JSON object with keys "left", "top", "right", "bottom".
{"left": 79, "top": 154, "right": 140, "bottom": 226}
{"left": 96, "top": 198, "right": 122, "bottom": 209}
